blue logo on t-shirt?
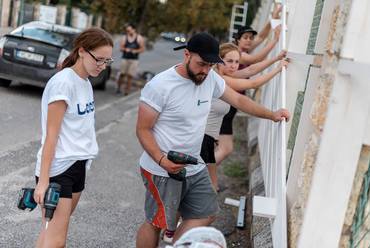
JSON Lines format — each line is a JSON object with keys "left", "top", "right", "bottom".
{"left": 77, "top": 101, "right": 95, "bottom": 115}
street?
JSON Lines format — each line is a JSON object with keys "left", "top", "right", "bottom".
{"left": 0, "top": 38, "right": 182, "bottom": 247}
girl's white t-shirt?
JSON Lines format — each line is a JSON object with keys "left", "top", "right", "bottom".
{"left": 35, "top": 68, "right": 98, "bottom": 177}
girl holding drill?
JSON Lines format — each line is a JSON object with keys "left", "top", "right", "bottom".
{"left": 33, "top": 28, "right": 113, "bottom": 247}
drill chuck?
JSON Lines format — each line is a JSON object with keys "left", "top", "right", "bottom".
{"left": 44, "top": 182, "right": 61, "bottom": 221}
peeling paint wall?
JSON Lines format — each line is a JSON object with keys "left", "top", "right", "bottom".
{"left": 247, "top": 0, "right": 369, "bottom": 246}
{"left": 288, "top": 133, "right": 319, "bottom": 246}
{"left": 340, "top": 146, "right": 370, "bottom": 247}
{"left": 288, "top": 0, "right": 370, "bottom": 247}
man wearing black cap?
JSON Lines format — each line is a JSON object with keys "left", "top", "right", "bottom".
{"left": 135, "top": 32, "right": 290, "bottom": 248}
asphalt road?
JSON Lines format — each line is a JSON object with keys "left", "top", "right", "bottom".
{"left": 0, "top": 38, "right": 182, "bottom": 247}
{"left": 0, "top": 37, "right": 182, "bottom": 153}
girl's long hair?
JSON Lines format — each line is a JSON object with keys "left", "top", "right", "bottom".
{"left": 62, "top": 27, "right": 113, "bottom": 69}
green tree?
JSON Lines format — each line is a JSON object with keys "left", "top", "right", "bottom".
{"left": 97, "top": 0, "right": 248, "bottom": 40}
{"left": 41, "top": 0, "right": 262, "bottom": 42}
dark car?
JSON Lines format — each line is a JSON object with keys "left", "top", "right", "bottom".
{"left": 0, "top": 21, "right": 110, "bottom": 90}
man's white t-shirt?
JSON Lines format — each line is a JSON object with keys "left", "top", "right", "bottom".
{"left": 35, "top": 68, "right": 98, "bottom": 177}
{"left": 139, "top": 66, "right": 226, "bottom": 177}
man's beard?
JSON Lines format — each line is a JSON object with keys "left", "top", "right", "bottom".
{"left": 186, "top": 60, "right": 207, "bottom": 85}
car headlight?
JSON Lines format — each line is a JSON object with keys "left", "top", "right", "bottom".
{"left": 57, "top": 48, "right": 70, "bottom": 69}
{"left": 180, "top": 37, "right": 186, "bottom": 43}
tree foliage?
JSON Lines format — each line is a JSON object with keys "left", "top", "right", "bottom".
{"left": 42, "top": 0, "right": 262, "bottom": 42}
{"left": 94, "top": 0, "right": 246, "bottom": 41}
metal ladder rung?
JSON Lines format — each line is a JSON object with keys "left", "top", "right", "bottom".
{"left": 229, "top": 2, "right": 248, "bottom": 42}
{"left": 234, "top": 5, "right": 245, "bottom": 9}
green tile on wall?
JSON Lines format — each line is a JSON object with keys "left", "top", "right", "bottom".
{"left": 287, "top": 91, "right": 305, "bottom": 151}
{"left": 307, "top": 0, "right": 325, "bottom": 55}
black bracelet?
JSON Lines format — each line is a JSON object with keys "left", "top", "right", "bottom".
{"left": 158, "top": 155, "right": 166, "bottom": 166}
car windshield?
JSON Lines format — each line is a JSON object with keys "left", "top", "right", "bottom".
{"left": 11, "top": 27, "right": 76, "bottom": 49}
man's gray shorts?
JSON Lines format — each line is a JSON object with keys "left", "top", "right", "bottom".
{"left": 141, "top": 167, "right": 219, "bottom": 230}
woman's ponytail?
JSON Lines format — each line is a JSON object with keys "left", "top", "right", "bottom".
{"left": 61, "top": 48, "right": 79, "bottom": 69}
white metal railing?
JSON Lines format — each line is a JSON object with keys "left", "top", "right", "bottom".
{"left": 253, "top": 1, "right": 287, "bottom": 248}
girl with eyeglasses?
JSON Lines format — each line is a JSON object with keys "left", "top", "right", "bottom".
{"left": 33, "top": 28, "right": 113, "bottom": 247}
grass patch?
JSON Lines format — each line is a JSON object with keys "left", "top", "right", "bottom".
{"left": 223, "top": 160, "right": 247, "bottom": 178}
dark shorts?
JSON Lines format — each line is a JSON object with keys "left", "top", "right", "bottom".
{"left": 200, "top": 134, "right": 217, "bottom": 164}
{"left": 36, "top": 160, "right": 87, "bottom": 198}
{"left": 141, "top": 167, "right": 219, "bottom": 230}
{"left": 219, "top": 106, "right": 237, "bottom": 135}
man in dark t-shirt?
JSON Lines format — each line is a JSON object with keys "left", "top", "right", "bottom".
{"left": 116, "top": 23, "right": 145, "bottom": 95}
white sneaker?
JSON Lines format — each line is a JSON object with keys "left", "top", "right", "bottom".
{"left": 163, "top": 229, "right": 175, "bottom": 243}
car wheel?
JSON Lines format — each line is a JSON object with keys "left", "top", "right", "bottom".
{"left": 94, "top": 79, "right": 106, "bottom": 90}
{"left": 0, "top": 78, "right": 11, "bottom": 87}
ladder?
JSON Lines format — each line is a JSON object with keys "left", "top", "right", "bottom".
{"left": 229, "top": 1, "right": 249, "bottom": 42}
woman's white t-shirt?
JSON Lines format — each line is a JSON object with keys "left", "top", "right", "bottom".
{"left": 35, "top": 68, "right": 98, "bottom": 177}
{"left": 205, "top": 98, "right": 230, "bottom": 140}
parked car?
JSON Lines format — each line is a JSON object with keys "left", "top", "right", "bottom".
{"left": 0, "top": 21, "right": 110, "bottom": 90}
{"left": 160, "top": 32, "right": 186, "bottom": 43}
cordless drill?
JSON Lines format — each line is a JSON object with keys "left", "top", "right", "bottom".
{"left": 167, "top": 150, "right": 199, "bottom": 181}
{"left": 18, "top": 182, "right": 61, "bottom": 229}
{"left": 44, "top": 182, "right": 61, "bottom": 229}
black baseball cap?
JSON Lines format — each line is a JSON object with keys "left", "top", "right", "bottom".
{"left": 234, "top": 26, "right": 258, "bottom": 40}
{"left": 173, "top": 32, "right": 224, "bottom": 64}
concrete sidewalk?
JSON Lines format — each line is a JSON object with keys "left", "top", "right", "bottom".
{"left": 0, "top": 92, "right": 145, "bottom": 247}
{"left": 0, "top": 82, "right": 245, "bottom": 247}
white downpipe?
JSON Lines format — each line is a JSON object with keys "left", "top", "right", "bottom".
{"left": 278, "top": 1, "right": 287, "bottom": 247}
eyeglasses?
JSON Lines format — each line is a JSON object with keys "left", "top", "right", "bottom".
{"left": 86, "top": 50, "right": 114, "bottom": 66}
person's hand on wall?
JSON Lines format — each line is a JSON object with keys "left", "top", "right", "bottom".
{"left": 272, "top": 3, "right": 283, "bottom": 19}
{"left": 279, "top": 58, "right": 289, "bottom": 69}
{"left": 272, "top": 108, "right": 290, "bottom": 122}
{"left": 274, "top": 25, "right": 282, "bottom": 42}
{"left": 277, "top": 50, "right": 287, "bottom": 60}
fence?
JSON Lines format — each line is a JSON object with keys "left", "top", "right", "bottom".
{"left": 252, "top": 1, "right": 287, "bottom": 248}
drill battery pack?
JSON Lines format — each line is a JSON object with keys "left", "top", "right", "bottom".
{"left": 168, "top": 169, "right": 187, "bottom": 181}
{"left": 17, "top": 188, "right": 37, "bottom": 211}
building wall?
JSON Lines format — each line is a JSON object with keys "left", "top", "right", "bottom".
{"left": 249, "top": 0, "right": 370, "bottom": 247}
{"left": 0, "top": 0, "right": 100, "bottom": 30}
{"left": 0, "top": 0, "right": 11, "bottom": 27}
{"left": 286, "top": 0, "right": 370, "bottom": 247}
